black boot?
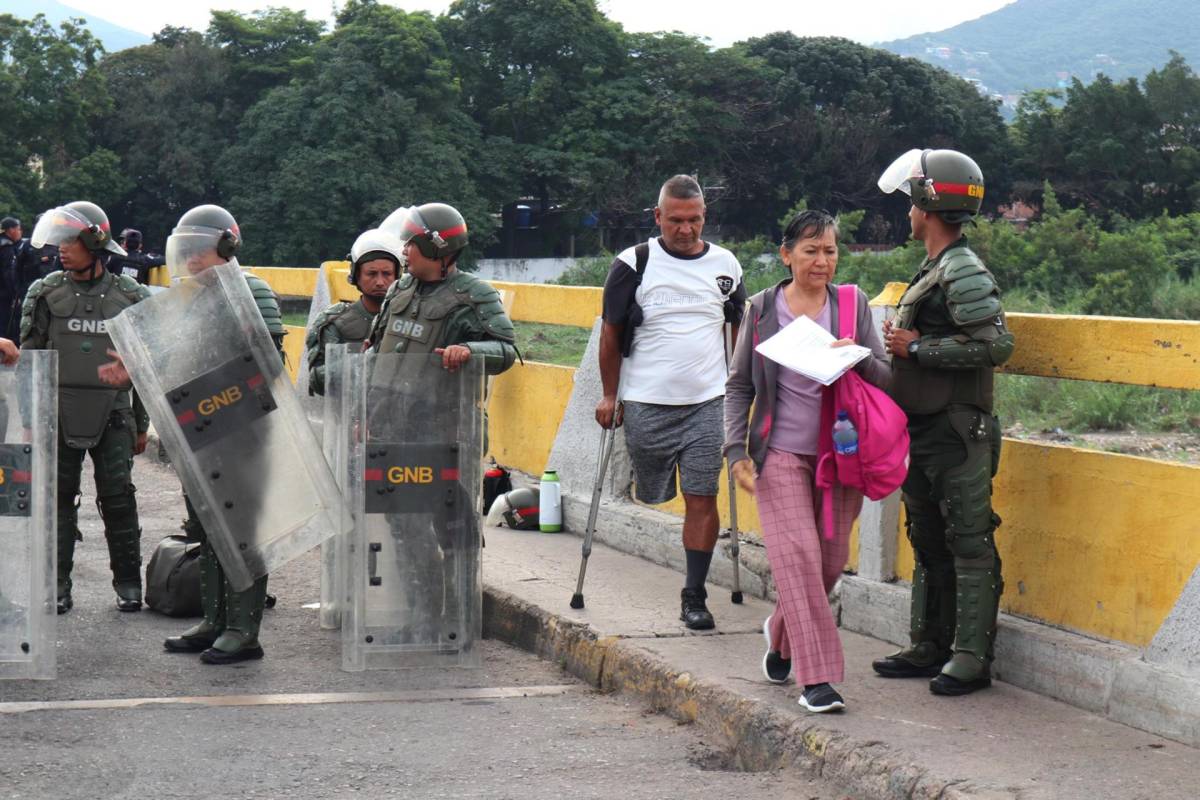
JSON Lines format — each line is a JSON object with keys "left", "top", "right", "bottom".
{"left": 680, "top": 587, "right": 715, "bottom": 630}
{"left": 98, "top": 492, "right": 143, "bottom": 612}
{"left": 200, "top": 575, "right": 267, "bottom": 665}
{"left": 165, "top": 540, "right": 223, "bottom": 653}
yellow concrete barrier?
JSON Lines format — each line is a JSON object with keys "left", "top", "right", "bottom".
{"left": 1004, "top": 313, "right": 1200, "bottom": 390}
{"left": 486, "top": 362, "right": 576, "bottom": 476}
{"left": 893, "top": 440, "right": 1200, "bottom": 647}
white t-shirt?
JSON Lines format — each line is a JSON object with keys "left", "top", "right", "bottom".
{"left": 602, "top": 238, "right": 744, "bottom": 405}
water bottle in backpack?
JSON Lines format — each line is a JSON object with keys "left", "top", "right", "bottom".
{"left": 832, "top": 411, "right": 858, "bottom": 456}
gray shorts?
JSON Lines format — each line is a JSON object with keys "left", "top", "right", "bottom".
{"left": 623, "top": 397, "right": 724, "bottom": 505}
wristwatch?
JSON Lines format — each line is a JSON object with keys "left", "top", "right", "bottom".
{"left": 907, "top": 340, "right": 920, "bottom": 362}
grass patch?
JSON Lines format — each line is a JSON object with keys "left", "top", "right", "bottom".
{"left": 283, "top": 311, "right": 309, "bottom": 327}
{"left": 516, "top": 321, "right": 591, "bottom": 367}
{"left": 995, "top": 373, "right": 1200, "bottom": 433}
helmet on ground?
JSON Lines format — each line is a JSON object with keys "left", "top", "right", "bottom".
{"left": 878, "top": 148, "right": 984, "bottom": 224}
{"left": 166, "top": 204, "right": 241, "bottom": 281}
{"left": 485, "top": 487, "right": 539, "bottom": 530}
{"left": 399, "top": 203, "right": 469, "bottom": 260}
{"left": 31, "top": 200, "right": 126, "bottom": 256}
{"left": 348, "top": 228, "right": 405, "bottom": 285}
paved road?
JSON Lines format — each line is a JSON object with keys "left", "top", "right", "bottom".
{"left": 0, "top": 456, "right": 846, "bottom": 800}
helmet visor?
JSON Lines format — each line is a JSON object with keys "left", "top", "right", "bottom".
{"left": 878, "top": 149, "right": 925, "bottom": 196}
{"left": 379, "top": 207, "right": 418, "bottom": 244}
{"left": 31, "top": 206, "right": 126, "bottom": 256}
{"left": 166, "top": 227, "right": 231, "bottom": 282}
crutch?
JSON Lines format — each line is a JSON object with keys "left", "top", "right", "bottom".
{"left": 570, "top": 419, "right": 618, "bottom": 610}
{"left": 724, "top": 323, "right": 744, "bottom": 604}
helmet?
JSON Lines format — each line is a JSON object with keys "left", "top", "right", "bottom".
{"left": 485, "top": 487, "right": 539, "bottom": 530}
{"left": 31, "top": 200, "right": 126, "bottom": 256}
{"left": 400, "top": 203, "right": 469, "bottom": 260}
{"left": 166, "top": 204, "right": 242, "bottom": 281}
{"left": 1, "top": 217, "right": 19, "bottom": 231}
{"left": 379, "top": 206, "right": 417, "bottom": 245}
{"left": 120, "top": 228, "right": 142, "bottom": 250}
{"left": 348, "top": 228, "right": 405, "bottom": 285}
{"left": 878, "top": 148, "right": 984, "bottom": 224}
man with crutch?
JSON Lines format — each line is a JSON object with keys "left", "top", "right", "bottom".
{"left": 584, "top": 175, "right": 746, "bottom": 628}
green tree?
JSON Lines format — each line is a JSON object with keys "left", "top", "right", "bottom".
{"left": 221, "top": 1, "right": 498, "bottom": 265}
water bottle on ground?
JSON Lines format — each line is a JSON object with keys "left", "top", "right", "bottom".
{"left": 832, "top": 411, "right": 858, "bottom": 456}
{"left": 539, "top": 469, "right": 563, "bottom": 532}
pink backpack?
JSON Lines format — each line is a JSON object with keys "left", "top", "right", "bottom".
{"left": 814, "top": 285, "right": 910, "bottom": 539}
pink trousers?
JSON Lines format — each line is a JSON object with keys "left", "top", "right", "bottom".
{"left": 757, "top": 449, "right": 863, "bottom": 686}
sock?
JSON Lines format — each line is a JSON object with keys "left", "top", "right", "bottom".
{"left": 684, "top": 548, "right": 713, "bottom": 590}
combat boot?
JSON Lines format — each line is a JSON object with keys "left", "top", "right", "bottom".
{"left": 200, "top": 575, "right": 267, "bottom": 665}
{"left": 98, "top": 492, "right": 143, "bottom": 612}
{"left": 872, "top": 641, "right": 950, "bottom": 678}
{"left": 165, "top": 542, "right": 223, "bottom": 652}
{"left": 929, "top": 556, "right": 1002, "bottom": 697}
{"left": 56, "top": 523, "right": 79, "bottom": 615}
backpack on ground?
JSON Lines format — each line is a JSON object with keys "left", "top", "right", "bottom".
{"left": 144, "top": 534, "right": 203, "bottom": 617}
{"left": 814, "top": 284, "right": 910, "bottom": 538}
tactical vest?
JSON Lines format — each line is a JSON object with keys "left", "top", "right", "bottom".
{"left": 43, "top": 271, "right": 144, "bottom": 448}
{"left": 376, "top": 274, "right": 474, "bottom": 356}
{"left": 892, "top": 244, "right": 995, "bottom": 415}
{"left": 324, "top": 300, "right": 374, "bottom": 347}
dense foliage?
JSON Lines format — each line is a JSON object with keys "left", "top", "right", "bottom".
{"left": 0, "top": 0, "right": 1198, "bottom": 317}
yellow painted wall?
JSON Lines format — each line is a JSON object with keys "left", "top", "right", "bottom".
{"left": 1004, "top": 313, "right": 1200, "bottom": 390}
{"left": 888, "top": 440, "right": 1200, "bottom": 647}
{"left": 486, "top": 362, "right": 576, "bottom": 475}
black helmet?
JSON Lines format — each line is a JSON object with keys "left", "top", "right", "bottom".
{"left": 31, "top": 200, "right": 126, "bottom": 256}
{"left": 1, "top": 217, "right": 19, "bottom": 232}
{"left": 166, "top": 204, "right": 242, "bottom": 280}
{"left": 401, "top": 203, "right": 469, "bottom": 260}
{"left": 878, "top": 148, "right": 985, "bottom": 224}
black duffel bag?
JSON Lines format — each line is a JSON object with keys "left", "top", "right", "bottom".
{"left": 144, "top": 534, "right": 203, "bottom": 617}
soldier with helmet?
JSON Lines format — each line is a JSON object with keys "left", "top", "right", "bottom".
{"left": 367, "top": 202, "right": 517, "bottom": 372}
{"left": 99, "top": 204, "right": 285, "bottom": 664}
{"left": 304, "top": 227, "right": 402, "bottom": 396}
{"left": 21, "top": 200, "right": 152, "bottom": 614}
{"left": 872, "top": 149, "right": 1016, "bottom": 696}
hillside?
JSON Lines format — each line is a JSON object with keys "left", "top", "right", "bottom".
{"left": 880, "top": 0, "right": 1200, "bottom": 104}
{"left": 0, "top": 0, "right": 149, "bottom": 52}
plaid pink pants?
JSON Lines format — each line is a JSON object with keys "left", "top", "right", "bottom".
{"left": 757, "top": 449, "right": 862, "bottom": 686}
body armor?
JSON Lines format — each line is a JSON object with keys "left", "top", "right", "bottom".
{"left": 305, "top": 300, "right": 374, "bottom": 396}
{"left": 891, "top": 242, "right": 1013, "bottom": 415}
{"left": 25, "top": 271, "right": 148, "bottom": 448}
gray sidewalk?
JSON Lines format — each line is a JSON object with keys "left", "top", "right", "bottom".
{"left": 482, "top": 525, "right": 1197, "bottom": 800}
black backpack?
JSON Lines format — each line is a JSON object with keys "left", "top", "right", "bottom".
{"left": 144, "top": 534, "right": 203, "bottom": 617}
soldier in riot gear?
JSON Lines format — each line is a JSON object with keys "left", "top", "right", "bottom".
{"left": 100, "top": 204, "right": 285, "bottom": 664}
{"left": 305, "top": 228, "right": 401, "bottom": 396}
{"left": 364, "top": 202, "right": 516, "bottom": 640}
{"left": 21, "top": 200, "right": 151, "bottom": 614}
{"left": 871, "top": 149, "right": 1016, "bottom": 696}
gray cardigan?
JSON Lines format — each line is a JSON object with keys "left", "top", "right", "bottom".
{"left": 723, "top": 280, "right": 891, "bottom": 472}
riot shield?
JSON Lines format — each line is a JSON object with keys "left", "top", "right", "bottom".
{"left": 319, "top": 342, "right": 353, "bottom": 630}
{"left": 335, "top": 351, "right": 485, "bottom": 671}
{"left": 0, "top": 351, "right": 57, "bottom": 680}
{"left": 107, "top": 263, "right": 349, "bottom": 591}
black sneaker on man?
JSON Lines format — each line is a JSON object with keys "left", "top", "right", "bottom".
{"left": 799, "top": 683, "right": 845, "bottom": 713}
{"left": 680, "top": 587, "right": 715, "bottom": 630}
{"left": 762, "top": 616, "right": 791, "bottom": 684}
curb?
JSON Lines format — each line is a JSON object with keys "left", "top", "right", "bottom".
{"left": 482, "top": 585, "right": 1029, "bottom": 800}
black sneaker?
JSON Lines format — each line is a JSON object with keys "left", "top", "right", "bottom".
{"left": 680, "top": 587, "right": 715, "bottom": 630}
{"left": 799, "top": 683, "right": 845, "bottom": 713}
{"left": 762, "top": 616, "right": 791, "bottom": 684}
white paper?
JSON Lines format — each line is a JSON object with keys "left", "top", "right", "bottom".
{"left": 754, "top": 315, "right": 871, "bottom": 386}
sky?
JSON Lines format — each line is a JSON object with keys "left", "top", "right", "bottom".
{"left": 61, "top": 0, "right": 1017, "bottom": 47}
